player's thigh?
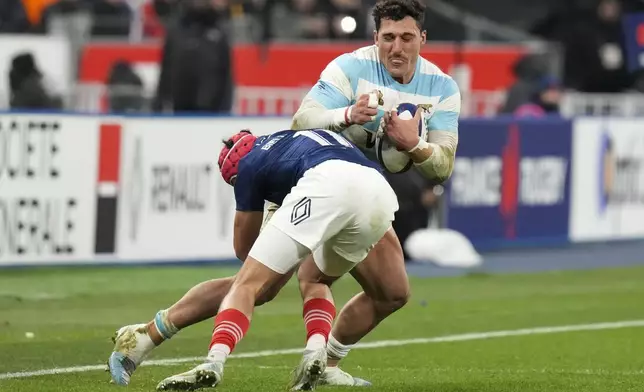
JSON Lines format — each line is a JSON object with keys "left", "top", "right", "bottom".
{"left": 328, "top": 181, "right": 399, "bottom": 274}
{"left": 297, "top": 251, "right": 344, "bottom": 293}
{"left": 247, "top": 222, "right": 310, "bottom": 283}
{"left": 300, "top": 241, "right": 358, "bottom": 281}
{"left": 304, "top": 216, "right": 394, "bottom": 281}
{"left": 350, "top": 228, "right": 410, "bottom": 303}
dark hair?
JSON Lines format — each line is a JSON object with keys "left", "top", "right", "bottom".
{"left": 222, "top": 129, "right": 252, "bottom": 149}
{"left": 372, "top": 0, "right": 426, "bottom": 31}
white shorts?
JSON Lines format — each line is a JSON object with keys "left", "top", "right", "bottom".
{"left": 249, "top": 160, "right": 399, "bottom": 276}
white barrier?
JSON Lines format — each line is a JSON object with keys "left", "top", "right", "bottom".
{"left": 0, "top": 114, "right": 291, "bottom": 266}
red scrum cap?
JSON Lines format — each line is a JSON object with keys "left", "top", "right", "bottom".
{"left": 218, "top": 129, "right": 257, "bottom": 185}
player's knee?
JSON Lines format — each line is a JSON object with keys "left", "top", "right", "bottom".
{"left": 390, "top": 288, "right": 411, "bottom": 310}
{"left": 375, "top": 286, "right": 410, "bottom": 315}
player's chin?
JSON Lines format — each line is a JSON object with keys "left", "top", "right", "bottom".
{"left": 386, "top": 65, "right": 407, "bottom": 78}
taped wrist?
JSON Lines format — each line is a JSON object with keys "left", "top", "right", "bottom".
{"left": 414, "top": 143, "right": 453, "bottom": 182}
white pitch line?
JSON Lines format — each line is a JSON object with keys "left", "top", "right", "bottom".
{"left": 1, "top": 319, "right": 643, "bottom": 381}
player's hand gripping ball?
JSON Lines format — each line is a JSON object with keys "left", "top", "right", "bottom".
{"left": 375, "top": 103, "right": 428, "bottom": 174}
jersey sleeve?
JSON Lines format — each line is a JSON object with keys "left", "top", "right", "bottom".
{"left": 304, "top": 53, "right": 357, "bottom": 109}
{"left": 292, "top": 53, "right": 363, "bottom": 131}
{"left": 426, "top": 77, "right": 461, "bottom": 134}
{"left": 233, "top": 160, "right": 265, "bottom": 212}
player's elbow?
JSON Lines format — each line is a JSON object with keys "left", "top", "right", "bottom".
{"left": 416, "top": 163, "right": 454, "bottom": 185}
{"left": 235, "top": 250, "right": 248, "bottom": 262}
{"left": 233, "top": 241, "right": 250, "bottom": 261}
{"left": 428, "top": 168, "right": 453, "bottom": 186}
{"left": 291, "top": 109, "right": 311, "bottom": 130}
{"left": 415, "top": 145, "right": 455, "bottom": 184}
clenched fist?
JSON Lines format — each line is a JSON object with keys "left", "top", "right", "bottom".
{"left": 348, "top": 90, "right": 383, "bottom": 125}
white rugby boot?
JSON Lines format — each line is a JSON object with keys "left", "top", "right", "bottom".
{"left": 108, "top": 324, "right": 156, "bottom": 385}
{"left": 156, "top": 361, "right": 224, "bottom": 391}
{"left": 289, "top": 347, "right": 328, "bottom": 391}
{"left": 319, "top": 366, "right": 372, "bottom": 387}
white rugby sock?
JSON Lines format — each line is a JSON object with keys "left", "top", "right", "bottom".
{"left": 305, "top": 333, "right": 327, "bottom": 351}
{"left": 208, "top": 343, "right": 231, "bottom": 364}
{"left": 326, "top": 334, "right": 352, "bottom": 363}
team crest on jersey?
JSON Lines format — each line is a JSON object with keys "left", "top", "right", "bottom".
{"left": 417, "top": 103, "right": 433, "bottom": 112}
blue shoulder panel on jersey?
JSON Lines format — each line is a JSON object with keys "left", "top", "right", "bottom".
{"left": 435, "top": 76, "right": 460, "bottom": 102}
{"left": 427, "top": 111, "right": 459, "bottom": 133}
{"left": 308, "top": 80, "right": 351, "bottom": 109}
{"left": 333, "top": 53, "right": 369, "bottom": 95}
{"left": 410, "top": 72, "right": 460, "bottom": 98}
{"left": 333, "top": 55, "right": 460, "bottom": 103}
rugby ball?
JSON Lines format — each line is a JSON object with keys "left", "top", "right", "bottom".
{"left": 375, "top": 103, "right": 428, "bottom": 174}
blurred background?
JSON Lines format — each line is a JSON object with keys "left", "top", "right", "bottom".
{"left": 4, "top": 0, "right": 644, "bottom": 116}
{"left": 2, "top": 0, "right": 644, "bottom": 267}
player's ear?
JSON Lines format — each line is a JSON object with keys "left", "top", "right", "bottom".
{"left": 420, "top": 30, "right": 427, "bottom": 45}
{"left": 373, "top": 29, "right": 378, "bottom": 44}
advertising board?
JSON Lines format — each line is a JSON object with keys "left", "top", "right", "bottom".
{"left": 112, "top": 117, "right": 291, "bottom": 260}
{"left": 0, "top": 114, "right": 100, "bottom": 264}
{"left": 447, "top": 118, "right": 573, "bottom": 248}
{"left": 570, "top": 118, "right": 644, "bottom": 241}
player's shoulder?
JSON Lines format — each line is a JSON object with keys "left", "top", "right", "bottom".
{"left": 417, "top": 57, "right": 460, "bottom": 97}
{"left": 329, "top": 45, "right": 378, "bottom": 76}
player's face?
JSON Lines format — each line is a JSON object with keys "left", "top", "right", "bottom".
{"left": 375, "top": 16, "right": 426, "bottom": 84}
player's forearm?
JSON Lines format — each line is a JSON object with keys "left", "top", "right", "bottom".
{"left": 408, "top": 132, "right": 457, "bottom": 183}
{"left": 291, "top": 98, "right": 348, "bottom": 131}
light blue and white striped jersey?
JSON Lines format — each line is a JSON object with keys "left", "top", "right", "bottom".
{"left": 305, "top": 44, "right": 461, "bottom": 136}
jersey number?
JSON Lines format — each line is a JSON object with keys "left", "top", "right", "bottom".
{"left": 294, "top": 130, "right": 354, "bottom": 148}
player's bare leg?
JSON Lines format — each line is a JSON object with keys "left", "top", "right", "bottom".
{"left": 145, "top": 208, "right": 283, "bottom": 344}
{"left": 109, "top": 272, "right": 293, "bottom": 386}
{"left": 319, "top": 229, "right": 409, "bottom": 386}
{"left": 157, "top": 226, "right": 337, "bottom": 391}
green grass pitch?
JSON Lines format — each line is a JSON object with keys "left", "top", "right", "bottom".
{"left": 1, "top": 264, "right": 643, "bottom": 392}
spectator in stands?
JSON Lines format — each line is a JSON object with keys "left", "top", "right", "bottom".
{"left": 0, "top": 0, "right": 30, "bottom": 33}
{"left": 144, "top": 0, "right": 181, "bottom": 37}
{"left": 40, "top": 0, "right": 91, "bottom": 33}
{"left": 22, "top": 0, "right": 59, "bottom": 29}
{"left": 514, "top": 76, "right": 563, "bottom": 118}
{"left": 8, "top": 52, "right": 61, "bottom": 109}
{"left": 500, "top": 54, "right": 549, "bottom": 114}
{"left": 106, "top": 60, "right": 146, "bottom": 113}
{"left": 153, "top": 0, "right": 233, "bottom": 113}
{"left": 533, "top": 0, "right": 632, "bottom": 92}
{"left": 271, "top": 0, "right": 333, "bottom": 39}
{"left": 39, "top": 0, "right": 92, "bottom": 69}
{"left": 91, "top": 0, "right": 132, "bottom": 37}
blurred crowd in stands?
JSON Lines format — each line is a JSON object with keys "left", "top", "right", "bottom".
{"left": 3, "top": 0, "right": 644, "bottom": 258}
{"left": 3, "top": 0, "right": 644, "bottom": 116}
